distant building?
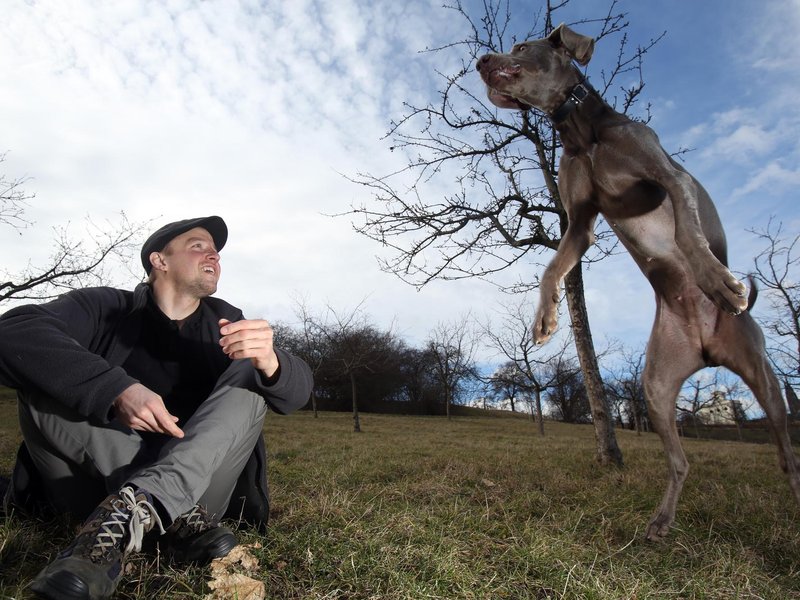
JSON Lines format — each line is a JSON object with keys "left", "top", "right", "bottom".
{"left": 697, "top": 391, "right": 738, "bottom": 425}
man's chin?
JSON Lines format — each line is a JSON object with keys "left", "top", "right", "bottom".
{"left": 190, "top": 280, "right": 218, "bottom": 298}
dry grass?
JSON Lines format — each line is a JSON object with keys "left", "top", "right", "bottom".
{"left": 1, "top": 398, "right": 799, "bottom": 599}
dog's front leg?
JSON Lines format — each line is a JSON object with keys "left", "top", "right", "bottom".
{"left": 663, "top": 169, "right": 747, "bottom": 313}
{"left": 534, "top": 188, "right": 597, "bottom": 345}
{"left": 619, "top": 133, "right": 749, "bottom": 314}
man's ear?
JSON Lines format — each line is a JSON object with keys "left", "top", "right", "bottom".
{"left": 547, "top": 23, "right": 595, "bottom": 66}
{"left": 149, "top": 251, "right": 167, "bottom": 272}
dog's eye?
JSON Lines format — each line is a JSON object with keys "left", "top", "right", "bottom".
{"left": 514, "top": 44, "right": 527, "bottom": 53}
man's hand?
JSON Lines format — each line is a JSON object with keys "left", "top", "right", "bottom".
{"left": 219, "top": 318, "right": 280, "bottom": 378}
{"left": 114, "top": 383, "right": 184, "bottom": 438}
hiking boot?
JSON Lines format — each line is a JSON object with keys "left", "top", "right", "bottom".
{"left": 161, "top": 503, "right": 237, "bottom": 564}
{"left": 30, "top": 486, "right": 164, "bottom": 600}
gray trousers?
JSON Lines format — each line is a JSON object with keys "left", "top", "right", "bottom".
{"left": 17, "top": 385, "right": 267, "bottom": 523}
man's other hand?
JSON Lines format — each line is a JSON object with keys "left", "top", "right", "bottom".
{"left": 219, "top": 318, "right": 280, "bottom": 378}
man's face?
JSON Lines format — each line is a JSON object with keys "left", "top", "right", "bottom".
{"left": 160, "top": 227, "right": 221, "bottom": 298}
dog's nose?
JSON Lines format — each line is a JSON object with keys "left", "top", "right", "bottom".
{"left": 476, "top": 54, "right": 490, "bottom": 72}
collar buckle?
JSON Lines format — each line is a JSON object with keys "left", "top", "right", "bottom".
{"left": 551, "top": 81, "right": 591, "bottom": 123}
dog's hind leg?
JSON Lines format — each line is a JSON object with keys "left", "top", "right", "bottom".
{"left": 642, "top": 312, "right": 705, "bottom": 541}
{"left": 711, "top": 312, "right": 800, "bottom": 505}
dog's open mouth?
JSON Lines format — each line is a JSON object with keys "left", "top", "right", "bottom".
{"left": 480, "top": 62, "right": 531, "bottom": 110}
{"left": 483, "top": 63, "right": 521, "bottom": 88}
{"left": 477, "top": 54, "right": 533, "bottom": 110}
{"left": 495, "top": 64, "right": 521, "bottom": 79}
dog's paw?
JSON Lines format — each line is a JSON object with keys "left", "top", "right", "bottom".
{"left": 695, "top": 263, "right": 748, "bottom": 315}
{"left": 532, "top": 307, "right": 558, "bottom": 345}
{"left": 644, "top": 514, "right": 672, "bottom": 542}
{"left": 532, "top": 327, "right": 552, "bottom": 345}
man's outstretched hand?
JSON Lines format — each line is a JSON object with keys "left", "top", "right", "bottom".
{"left": 114, "top": 383, "right": 184, "bottom": 438}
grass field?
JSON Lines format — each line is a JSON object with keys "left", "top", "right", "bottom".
{"left": 1, "top": 396, "right": 799, "bottom": 599}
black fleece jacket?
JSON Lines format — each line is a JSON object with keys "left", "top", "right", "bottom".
{"left": 0, "top": 283, "right": 312, "bottom": 420}
{"left": 0, "top": 283, "right": 312, "bottom": 526}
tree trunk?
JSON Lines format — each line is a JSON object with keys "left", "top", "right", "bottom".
{"left": 729, "top": 398, "right": 743, "bottom": 441}
{"left": 564, "top": 264, "right": 624, "bottom": 467}
{"left": 534, "top": 389, "right": 545, "bottom": 436}
{"left": 311, "top": 391, "right": 318, "bottom": 418}
{"left": 350, "top": 371, "right": 361, "bottom": 433}
{"left": 445, "top": 387, "right": 451, "bottom": 420}
{"left": 631, "top": 397, "right": 642, "bottom": 436}
{"left": 785, "top": 380, "right": 800, "bottom": 421}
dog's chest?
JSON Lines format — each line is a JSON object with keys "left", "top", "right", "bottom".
{"left": 595, "top": 178, "right": 668, "bottom": 219}
{"left": 561, "top": 150, "right": 668, "bottom": 219}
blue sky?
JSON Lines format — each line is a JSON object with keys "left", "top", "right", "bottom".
{"left": 1, "top": 0, "right": 798, "bottom": 379}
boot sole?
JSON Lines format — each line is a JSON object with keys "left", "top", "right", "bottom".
{"left": 30, "top": 567, "right": 112, "bottom": 600}
{"left": 163, "top": 528, "right": 238, "bottom": 564}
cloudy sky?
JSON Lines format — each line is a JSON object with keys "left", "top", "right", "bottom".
{"left": 2, "top": 0, "right": 799, "bottom": 368}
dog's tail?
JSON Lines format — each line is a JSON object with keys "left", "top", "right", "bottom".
{"left": 746, "top": 274, "right": 758, "bottom": 312}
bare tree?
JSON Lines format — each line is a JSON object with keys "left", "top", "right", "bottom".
{"left": 285, "top": 295, "right": 334, "bottom": 418}
{"left": 1, "top": 153, "right": 33, "bottom": 232}
{"left": 398, "top": 345, "right": 440, "bottom": 411}
{"left": 427, "top": 314, "right": 478, "bottom": 419}
{"left": 488, "top": 361, "right": 527, "bottom": 412}
{"left": 677, "top": 372, "right": 732, "bottom": 439}
{"left": 786, "top": 381, "right": 800, "bottom": 420}
{"left": 1, "top": 155, "right": 146, "bottom": 304}
{"left": 607, "top": 346, "right": 648, "bottom": 434}
{"left": 1, "top": 215, "right": 146, "bottom": 304}
{"left": 545, "top": 354, "right": 590, "bottom": 423}
{"left": 307, "top": 301, "right": 399, "bottom": 432}
{"left": 482, "top": 296, "right": 573, "bottom": 435}
{"left": 272, "top": 318, "right": 323, "bottom": 417}
{"left": 342, "top": 1, "right": 663, "bottom": 465}
{"left": 713, "top": 371, "right": 755, "bottom": 442}
{"left": 750, "top": 219, "right": 800, "bottom": 386}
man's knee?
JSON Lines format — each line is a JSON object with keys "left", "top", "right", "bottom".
{"left": 201, "top": 386, "right": 267, "bottom": 431}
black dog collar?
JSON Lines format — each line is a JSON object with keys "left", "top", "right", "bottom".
{"left": 550, "top": 80, "right": 591, "bottom": 124}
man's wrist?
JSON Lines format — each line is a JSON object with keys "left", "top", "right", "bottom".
{"left": 259, "top": 362, "right": 281, "bottom": 386}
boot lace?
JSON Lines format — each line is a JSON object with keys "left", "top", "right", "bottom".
{"left": 175, "top": 504, "right": 213, "bottom": 535}
{"left": 92, "top": 486, "right": 165, "bottom": 559}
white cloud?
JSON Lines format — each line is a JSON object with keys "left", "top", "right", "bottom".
{"left": 743, "top": 0, "right": 800, "bottom": 75}
{"left": 733, "top": 162, "right": 800, "bottom": 198}
{"left": 677, "top": 108, "right": 775, "bottom": 164}
{"left": 0, "top": 0, "right": 486, "bottom": 343}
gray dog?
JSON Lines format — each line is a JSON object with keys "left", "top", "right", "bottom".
{"left": 476, "top": 23, "right": 800, "bottom": 541}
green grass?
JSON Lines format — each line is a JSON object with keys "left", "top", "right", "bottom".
{"left": 1, "top": 398, "right": 799, "bottom": 599}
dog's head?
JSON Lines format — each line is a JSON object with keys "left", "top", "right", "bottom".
{"left": 476, "top": 23, "right": 594, "bottom": 113}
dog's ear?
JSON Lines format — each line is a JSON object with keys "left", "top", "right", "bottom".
{"left": 547, "top": 23, "right": 595, "bottom": 65}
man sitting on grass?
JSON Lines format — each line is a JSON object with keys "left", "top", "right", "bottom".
{"left": 0, "top": 216, "right": 313, "bottom": 600}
